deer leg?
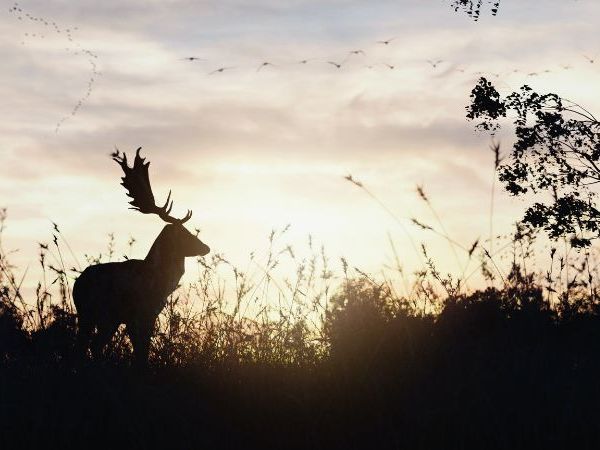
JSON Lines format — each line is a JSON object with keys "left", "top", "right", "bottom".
{"left": 127, "top": 317, "right": 154, "bottom": 367}
{"left": 91, "top": 320, "right": 119, "bottom": 360}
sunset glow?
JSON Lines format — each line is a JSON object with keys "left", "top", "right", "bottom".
{"left": 2, "top": 0, "right": 600, "bottom": 293}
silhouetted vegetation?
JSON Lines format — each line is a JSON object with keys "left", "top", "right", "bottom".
{"left": 468, "top": 78, "right": 600, "bottom": 248}
{"left": 3, "top": 206, "right": 600, "bottom": 449}
{"left": 450, "top": 0, "right": 500, "bottom": 20}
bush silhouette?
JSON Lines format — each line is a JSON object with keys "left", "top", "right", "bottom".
{"left": 0, "top": 293, "right": 27, "bottom": 362}
{"left": 4, "top": 211, "right": 600, "bottom": 448}
{"left": 468, "top": 78, "right": 600, "bottom": 247}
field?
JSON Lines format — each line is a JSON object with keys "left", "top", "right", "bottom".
{"left": 3, "top": 204, "right": 600, "bottom": 449}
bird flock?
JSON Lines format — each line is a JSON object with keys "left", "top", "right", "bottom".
{"left": 8, "top": 2, "right": 100, "bottom": 133}
{"left": 179, "top": 43, "right": 596, "bottom": 89}
{"left": 181, "top": 43, "right": 453, "bottom": 75}
{"left": 7, "top": 2, "right": 598, "bottom": 133}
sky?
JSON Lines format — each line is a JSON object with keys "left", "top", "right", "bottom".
{"left": 2, "top": 0, "right": 600, "bottom": 294}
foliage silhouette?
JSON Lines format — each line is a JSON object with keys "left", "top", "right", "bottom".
{"left": 450, "top": 0, "right": 500, "bottom": 20}
{"left": 468, "top": 77, "right": 600, "bottom": 247}
{"left": 73, "top": 148, "right": 210, "bottom": 365}
{"left": 3, "top": 188, "right": 600, "bottom": 448}
{"left": 0, "top": 291, "right": 27, "bottom": 360}
{"left": 5, "top": 261, "right": 600, "bottom": 448}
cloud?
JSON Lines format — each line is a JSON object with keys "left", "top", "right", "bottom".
{"left": 2, "top": 0, "right": 600, "bottom": 290}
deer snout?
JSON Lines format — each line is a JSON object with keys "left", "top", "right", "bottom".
{"left": 197, "top": 240, "right": 210, "bottom": 256}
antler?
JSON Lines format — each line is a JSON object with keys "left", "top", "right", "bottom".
{"left": 111, "top": 147, "right": 192, "bottom": 224}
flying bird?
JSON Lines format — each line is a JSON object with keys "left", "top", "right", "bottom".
{"left": 381, "top": 63, "right": 395, "bottom": 70}
{"left": 209, "top": 66, "right": 234, "bottom": 74}
{"left": 257, "top": 61, "right": 275, "bottom": 72}
{"left": 377, "top": 37, "right": 396, "bottom": 45}
{"left": 181, "top": 56, "right": 205, "bottom": 62}
{"left": 328, "top": 61, "right": 343, "bottom": 69}
{"left": 583, "top": 54, "right": 595, "bottom": 64}
{"left": 427, "top": 59, "right": 444, "bottom": 69}
{"left": 342, "top": 50, "right": 365, "bottom": 64}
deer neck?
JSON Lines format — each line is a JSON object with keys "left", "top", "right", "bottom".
{"left": 145, "top": 234, "right": 185, "bottom": 289}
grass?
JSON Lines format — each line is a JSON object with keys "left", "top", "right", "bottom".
{"left": 3, "top": 170, "right": 600, "bottom": 449}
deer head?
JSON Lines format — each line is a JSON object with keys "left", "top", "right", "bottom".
{"left": 112, "top": 147, "right": 210, "bottom": 258}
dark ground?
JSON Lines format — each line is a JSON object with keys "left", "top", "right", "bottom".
{"left": 3, "top": 284, "right": 600, "bottom": 449}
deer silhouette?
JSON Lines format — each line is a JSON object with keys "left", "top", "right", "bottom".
{"left": 73, "top": 148, "right": 210, "bottom": 365}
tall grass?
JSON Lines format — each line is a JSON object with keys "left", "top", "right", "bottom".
{"left": 2, "top": 170, "right": 599, "bottom": 368}
{"left": 3, "top": 182, "right": 600, "bottom": 448}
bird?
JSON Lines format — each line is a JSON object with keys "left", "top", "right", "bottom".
{"left": 209, "top": 67, "right": 234, "bottom": 74}
{"left": 583, "top": 54, "right": 595, "bottom": 64}
{"left": 12, "top": 2, "right": 101, "bottom": 134}
{"left": 381, "top": 63, "right": 395, "bottom": 70}
{"left": 427, "top": 59, "right": 444, "bottom": 69}
{"left": 181, "top": 56, "right": 205, "bottom": 62}
{"left": 560, "top": 64, "right": 572, "bottom": 70}
{"left": 328, "top": 61, "right": 343, "bottom": 69}
{"left": 257, "top": 61, "right": 274, "bottom": 72}
{"left": 341, "top": 50, "right": 366, "bottom": 65}
{"left": 377, "top": 37, "right": 396, "bottom": 45}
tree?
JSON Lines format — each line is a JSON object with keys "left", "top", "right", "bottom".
{"left": 467, "top": 78, "right": 600, "bottom": 248}
{"left": 451, "top": 0, "right": 500, "bottom": 20}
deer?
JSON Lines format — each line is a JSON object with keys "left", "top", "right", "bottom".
{"left": 73, "top": 147, "right": 210, "bottom": 365}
